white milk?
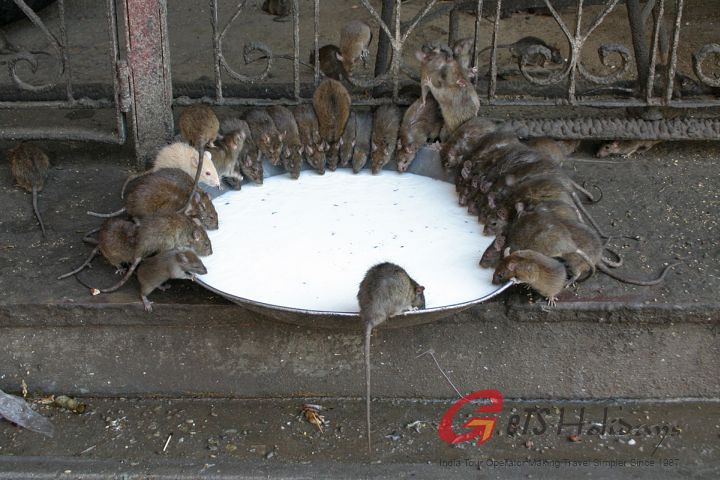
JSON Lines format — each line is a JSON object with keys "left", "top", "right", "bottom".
{"left": 199, "top": 170, "right": 497, "bottom": 312}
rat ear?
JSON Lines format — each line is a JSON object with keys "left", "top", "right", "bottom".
{"left": 396, "top": 140, "right": 402, "bottom": 150}
{"left": 371, "top": 142, "right": 377, "bottom": 152}
{"left": 415, "top": 50, "right": 427, "bottom": 62}
{"left": 456, "top": 78, "right": 467, "bottom": 88}
{"left": 336, "top": 51, "right": 343, "bottom": 61}
{"left": 416, "top": 285, "right": 425, "bottom": 294}
{"left": 503, "top": 247, "right": 511, "bottom": 258}
{"left": 176, "top": 250, "right": 189, "bottom": 264}
{"left": 307, "top": 146, "right": 314, "bottom": 155}
{"left": 203, "top": 151, "right": 212, "bottom": 161}
{"left": 192, "top": 227, "right": 203, "bottom": 241}
{"left": 191, "top": 217, "right": 203, "bottom": 226}
{"left": 506, "top": 261, "right": 517, "bottom": 271}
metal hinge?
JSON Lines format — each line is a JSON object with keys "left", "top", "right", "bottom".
{"left": 116, "top": 60, "right": 131, "bottom": 113}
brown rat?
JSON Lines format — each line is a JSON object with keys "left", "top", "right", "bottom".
{"left": 357, "top": 262, "right": 425, "bottom": 453}
{"left": 208, "top": 129, "right": 246, "bottom": 189}
{"left": 451, "top": 37, "right": 477, "bottom": 75}
{"left": 309, "top": 44, "right": 350, "bottom": 82}
{"left": 267, "top": 106, "right": 303, "bottom": 179}
{"left": 292, "top": 104, "right": 326, "bottom": 175}
{"left": 479, "top": 36, "right": 564, "bottom": 67}
{"left": 312, "top": 78, "right": 351, "bottom": 171}
{"left": 57, "top": 218, "right": 137, "bottom": 280}
{"left": 223, "top": 118, "right": 263, "bottom": 185}
{"left": 339, "top": 111, "right": 357, "bottom": 168}
{"left": 596, "top": 140, "right": 661, "bottom": 158}
{"left": 526, "top": 138, "right": 580, "bottom": 163}
{"left": 179, "top": 105, "right": 221, "bottom": 209}
{"left": 440, "top": 117, "right": 497, "bottom": 170}
{"left": 89, "top": 169, "right": 218, "bottom": 231}
{"left": 415, "top": 46, "right": 480, "bottom": 135}
{"left": 136, "top": 249, "right": 207, "bottom": 312}
{"left": 493, "top": 249, "right": 567, "bottom": 306}
{"left": 8, "top": 142, "right": 50, "bottom": 237}
{"left": 121, "top": 142, "right": 220, "bottom": 198}
{"left": 338, "top": 20, "right": 372, "bottom": 75}
{"left": 396, "top": 96, "right": 443, "bottom": 173}
{"left": 370, "top": 104, "right": 401, "bottom": 174}
{"left": 91, "top": 213, "right": 213, "bottom": 294}
{"left": 244, "top": 109, "right": 285, "bottom": 166}
{"left": 352, "top": 111, "right": 373, "bottom": 173}
{"left": 261, "top": 0, "right": 291, "bottom": 22}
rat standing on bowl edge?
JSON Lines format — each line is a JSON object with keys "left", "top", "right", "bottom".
{"left": 8, "top": 142, "right": 50, "bottom": 237}
{"left": 357, "top": 262, "right": 425, "bottom": 453}
{"left": 137, "top": 250, "right": 208, "bottom": 312}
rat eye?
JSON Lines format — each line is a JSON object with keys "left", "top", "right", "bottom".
{"left": 205, "top": 172, "right": 210, "bottom": 176}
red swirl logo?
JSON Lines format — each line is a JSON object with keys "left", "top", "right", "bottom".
{"left": 438, "top": 389, "right": 503, "bottom": 446}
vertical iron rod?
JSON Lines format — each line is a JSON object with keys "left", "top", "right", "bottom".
{"left": 374, "top": 0, "right": 394, "bottom": 77}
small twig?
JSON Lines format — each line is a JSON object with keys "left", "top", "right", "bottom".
{"left": 162, "top": 433, "right": 173, "bottom": 453}
{"left": 651, "top": 428, "right": 668, "bottom": 457}
{"left": 416, "top": 349, "right": 464, "bottom": 400}
{"left": 79, "top": 445, "right": 96, "bottom": 455}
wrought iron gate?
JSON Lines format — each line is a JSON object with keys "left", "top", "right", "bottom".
{"left": 1, "top": 0, "right": 719, "bottom": 165}
{"left": 0, "top": 0, "right": 128, "bottom": 143}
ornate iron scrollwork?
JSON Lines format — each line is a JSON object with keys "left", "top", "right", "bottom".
{"left": 692, "top": 43, "right": 720, "bottom": 88}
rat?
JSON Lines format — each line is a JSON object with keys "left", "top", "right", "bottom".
{"left": 267, "top": 105, "right": 303, "bottom": 179}
{"left": 136, "top": 249, "right": 207, "bottom": 312}
{"left": 8, "top": 142, "right": 50, "bottom": 237}
{"left": 312, "top": 78, "right": 351, "bottom": 171}
{"left": 396, "top": 96, "right": 443, "bottom": 173}
{"left": 370, "top": 104, "right": 401, "bottom": 174}
{"left": 526, "top": 138, "right": 580, "bottom": 163}
{"left": 89, "top": 169, "right": 218, "bottom": 231}
{"left": 120, "top": 142, "right": 220, "bottom": 198}
{"left": 292, "top": 104, "right": 326, "bottom": 175}
{"left": 440, "top": 117, "right": 497, "bottom": 170}
{"left": 338, "top": 20, "right": 373, "bottom": 75}
{"left": 339, "top": 111, "right": 357, "bottom": 168}
{"left": 90, "top": 213, "right": 213, "bottom": 294}
{"left": 415, "top": 45, "right": 480, "bottom": 135}
{"left": 455, "top": 131, "right": 521, "bottom": 206}
{"left": 223, "top": 118, "right": 263, "bottom": 185}
{"left": 596, "top": 140, "right": 661, "bottom": 158}
{"left": 208, "top": 129, "right": 246, "bottom": 189}
{"left": 178, "top": 105, "right": 221, "bottom": 208}
{"left": 261, "top": 0, "right": 291, "bottom": 22}
{"left": 352, "top": 111, "right": 373, "bottom": 173}
{"left": 451, "top": 37, "right": 481, "bottom": 78}
{"left": 243, "top": 109, "right": 285, "bottom": 166}
{"left": 57, "top": 218, "right": 137, "bottom": 280}
{"left": 478, "top": 36, "right": 564, "bottom": 67}
{"left": 124, "top": 169, "right": 218, "bottom": 230}
{"left": 357, "top": 262, "right": 425, "bottom": 453}
{"left": 309, "top": 45, "right": 350, "bottom": 82}
{"left": 493, "top": 248, "right": 567, "bottom": 306}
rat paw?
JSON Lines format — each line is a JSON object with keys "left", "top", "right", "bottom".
{"left": 157, "top": 283, "right": 172, "bottom": 292}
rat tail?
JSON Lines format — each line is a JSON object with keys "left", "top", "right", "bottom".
{"left": 86, "top": 207, "right": 126, "bottom": 218}
{"left": 82, "top": 227, "right": 101, "bottom": 245}
{"left": 32, "top": 185, "right": 46, "bottom": 238}
{"left": 365, "top": 322, "right": 373, "bottom": 455}
{"left": 598, "top": 262, "right": 680, "bottom": 286}
{"left": 571, "top": 191, "right": 607, "bottom": 239}
{"left": 569, "top": 179, "right": 602, "bottom": 203}
{"left": 120, "top": 171, "right": 148, "bottom": 199}
{"left": 57, "top": 247, "right": 99, "bottom": 280}
{"left": 181, "top": 143, "right": 205, "bottom": 213}
{"left": 96, "top": 257, "right": 142, "bottom": 293}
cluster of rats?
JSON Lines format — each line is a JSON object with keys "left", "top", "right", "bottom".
{"left": 441, "top": 120, "right": 678, "bottom": 306}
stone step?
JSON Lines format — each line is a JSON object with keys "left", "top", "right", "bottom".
{"left": 0, "top": 397, "right": 717, "bottom": 479}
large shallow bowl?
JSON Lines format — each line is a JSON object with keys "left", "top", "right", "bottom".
{"left": 196, "top": 136, "right": 511, "bottom": 330}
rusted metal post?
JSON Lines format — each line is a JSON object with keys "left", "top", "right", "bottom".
{"left": 626, "top": 0, "right": 650, "bottom": 93}
{"left": 124, "top": 0, "right": 173, "bottom": 168}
